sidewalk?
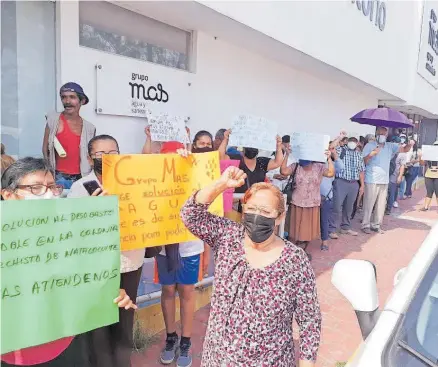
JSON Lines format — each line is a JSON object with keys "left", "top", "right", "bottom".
{"left": 132, "top": 187, "right": 436, "bottom": 367}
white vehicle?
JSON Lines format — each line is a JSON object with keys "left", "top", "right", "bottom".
{"left": 332, "top": 223, "right": 438, "bottom": 367}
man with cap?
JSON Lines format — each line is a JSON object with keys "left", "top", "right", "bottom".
{"left": 42, "top": 82, "right": 96, "bottom": 189}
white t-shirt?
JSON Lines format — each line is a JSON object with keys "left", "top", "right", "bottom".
{"left": 67, "top": 171, "right": 145, "bottom": 273}
{"left": 267, "top": 155, "right": 297, "bottom": 190}
{"left": 159, "top": 240, "right": 204, "bottom": 258}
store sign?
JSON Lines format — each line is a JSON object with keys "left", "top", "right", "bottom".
{"left": 417, "top": 1, "right": 438, "bottom": 89}
{"left": 95, "top": 62, "right": 192, "bottom": 118}
{"left": 351, "top": 0, "right": 387, "bottom": 31}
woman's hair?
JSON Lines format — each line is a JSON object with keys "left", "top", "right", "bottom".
{"left": 1, "top": 143, "right": 16, "bottom": 175}
{"left": 87, "top": 134, "right": 119, "bottom": 156}
{"left": 242, "top": 182, "right": 286, "bottom": 215}
{"left": 1, "top": 157, "right": 53, "bottom": 191}
{"left": 193, "top": 130, "right": 213, "bottom": 145}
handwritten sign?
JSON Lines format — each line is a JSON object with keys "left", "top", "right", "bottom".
{"left": 0, "top": 197, "right": 120, "bottom": 354}
{"left": 148, "top": 113, "right": 188, "bottom": 143}
{"left": 103, "top": 152, "right": 223, "bottom": 250}
{"left": 291, "top": 132, "right": 330, "bottom": 162}
{"left": 228, "top": 115, "right": 277, "bottom": 151}
{"left": 420, "top": 145, "right": 438, "bottom": 161}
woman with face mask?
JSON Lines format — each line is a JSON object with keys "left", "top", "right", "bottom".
{"left": 1, "top": 158, "right": 136, "bottom": 367}
{"left": 218, "top": 130, "right": 284, "bottom": 195}
{"left": 405, "top": 142, "right": 422, "bottom": 198}
{"left": 191, "top": 130, "right": 214, "bottom": 153}
{"left": 180, "top": 166, "right": 321, "bottom": 367}
{"left": 280, "top": 150, "right": 335, "bottom": 257}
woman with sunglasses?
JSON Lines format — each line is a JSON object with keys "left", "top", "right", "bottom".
{"left": 1, "top": 157, "right": 136, "bottom": 367}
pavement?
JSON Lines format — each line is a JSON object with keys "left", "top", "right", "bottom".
{"left": 132, "top": 187, "right": 437, "bottom": 367}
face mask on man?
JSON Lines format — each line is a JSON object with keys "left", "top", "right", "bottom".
{"left": 400, "top": 137, "right": 406, "bottom": 144}
{"left": 244, "top": 148, "right": 259, "bottom": 159}
{"left": 93, "top": 158, "right": 103, "bottom": 175}
{"left": 347, "top": 142, "right": 357, "bottom": 150}
{"left": 243, "top": 213, "right": 276, "bottom": 243}
{"left": 23, "top": 191, "right": 56, "bottom": 200}
{"left": 377, "top": 135, "right": 387, "bottom": 144}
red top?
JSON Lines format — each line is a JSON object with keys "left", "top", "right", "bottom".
{"left": 1, "top": 337, "right": 74, "bottom": 365}
{"left": 160, "top": 141, "right": 185, "bottom": 154}
{"left": 55, "top": 114, "right": 81, "bottom": 174}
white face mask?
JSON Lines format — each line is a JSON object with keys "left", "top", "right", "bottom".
{"left": 400, "top": 138, "right": 406, "bottom": 144}
{"left": 23, "top": 191, "right": 57, "bottom": 200}
{"left": 377, "top": 135, "right": 387, "bottom": 144}
{"left": 347, "top": 142, "right": 357, "bottom": 150}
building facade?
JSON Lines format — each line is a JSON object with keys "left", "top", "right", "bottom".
{"left": 2, "top": 0, "right": 438, "bottom": 157}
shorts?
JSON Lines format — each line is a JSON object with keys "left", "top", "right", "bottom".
{"left": 156, "top": 254, "right": 200, "bottom": 286}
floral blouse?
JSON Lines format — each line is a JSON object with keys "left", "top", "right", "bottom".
{"left": 181, "top": 195, "right": 322, "bottom": 367}
{"left": 290, "top": 163, "right": 325, "bottom": 208}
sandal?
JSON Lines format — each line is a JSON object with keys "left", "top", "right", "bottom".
{"left": 320, "top": 244, "right": 329, "bottom": 251}
{"left": 420, "top": 207, "right": 429, "bottom": 211}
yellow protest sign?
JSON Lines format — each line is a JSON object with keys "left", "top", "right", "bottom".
{"left": 103, "top": 152, "right": 223, "bottom": 250}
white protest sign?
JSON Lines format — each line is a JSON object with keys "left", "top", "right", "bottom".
{"left": 148, "top": 113, "right": 188, "bottom": 143}
{"left": 228, "top": 115, "right": 277, "bottom": 151}
{"left": 420, "top": 145, "right": 438, "bottom": 161}
{"left": 291, "top": 132, "right": 330, "bottom": 162}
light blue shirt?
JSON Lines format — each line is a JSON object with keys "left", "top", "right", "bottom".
{"left": 320, "top": 159, "right": 345, "bottom": 198}
{"left": 362, "top": 141, "right": 399, "bottom": 184}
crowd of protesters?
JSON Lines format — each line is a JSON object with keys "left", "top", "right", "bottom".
{"left": 0, "top": 81, "right": 430, "bottom": 367}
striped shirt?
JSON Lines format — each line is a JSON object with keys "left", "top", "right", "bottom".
{"left": 336, "top": 146, "right": 365, "bottom": 181}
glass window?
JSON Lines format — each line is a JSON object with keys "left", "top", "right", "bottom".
{"left": 79, "top": 1, "right": 191, "bottom": 71}
{"left": 385, "top": 253, "right": 438, "bottom": 366}
{"left": 1, "top": 0, "right": 56, "bottom": 158}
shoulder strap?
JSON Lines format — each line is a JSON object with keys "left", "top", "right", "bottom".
{"left": 286, "top": 163, "right": 299, "bottom": 186}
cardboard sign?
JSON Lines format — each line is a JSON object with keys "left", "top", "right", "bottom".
{"left": 103, "top": 152, "right": 223, "bottom": 250}
{"left": 228, "top": 115, "right": 277, "bottom": 151}
{"left": 220, "top": 160, "right": 240, "bottom": 213}
{"left": 0, "top": 197, "right": 120, "bottom": 354}
{"left": 291, "top": 132, "right": 330, "bottom": 162}
{"left": 420, "top": 145, "right": 438, "bottom": 161}
{"left": 148, "top": 113, "right": 188, "bottom": 143}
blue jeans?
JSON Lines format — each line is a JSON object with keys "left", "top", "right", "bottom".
{"left": 320, "top": 197, "right": 333, "bottom": 241}
{"left": 398, "top": 178, "right": 406, "bottom": 200}
{"left": 55, "top": 172, "right": 81, "bottom": 190}
{"left": 405, "top": 166, "right": 420, "bottom": 197}
{"left": 387, "top": 182, "right": 398, "bottom": 211}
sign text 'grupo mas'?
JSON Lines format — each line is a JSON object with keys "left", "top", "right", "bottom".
{"left": 103, "top": 152, "right": 223, "bottom": 250}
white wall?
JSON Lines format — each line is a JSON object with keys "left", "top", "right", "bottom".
{"left": 56, "top": 1, "right": 374, "bottom": 155}
{"left": 1, "top": 1, "right": 56, "bottom": 158}
{"left": 200, "top": 0, "right": 438, "bottom": 115}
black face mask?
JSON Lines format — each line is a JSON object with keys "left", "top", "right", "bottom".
{"left": 244, "top": 148, "right": 259, "bottom": 159}
{"left": 243, "top": 213, "right": 276, "bottom": 243}
{"left": 93, "top": 158, "right": 103, "bottom": 175}
{"left": 192, "top": 146, "right": 214, "bottom": 153}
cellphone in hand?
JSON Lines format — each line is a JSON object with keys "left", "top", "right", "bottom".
{"left": 82, "top": 180, "right": 101, "bottom": 196}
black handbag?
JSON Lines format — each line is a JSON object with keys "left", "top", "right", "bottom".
{"left": 282, "top": 164, "right": 299, "bottom": 205}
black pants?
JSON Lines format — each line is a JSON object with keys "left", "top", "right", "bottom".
{"left": 2, "top": 268, "right": 142, "bottom": 367}
{"left": 351, "top": 180, "right": 361, "bottom": 219}
{"left": 88, "top": 268, "right": 142, "bottom": 367}
{"left": 425, "top": 177, "right": 438, "bottom": 198}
